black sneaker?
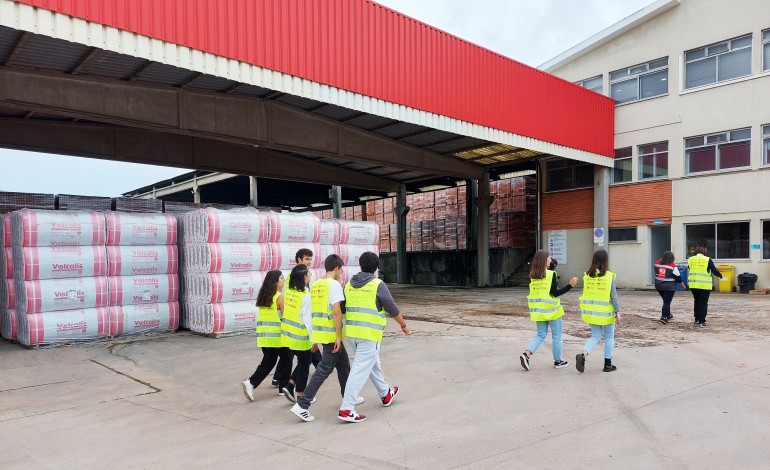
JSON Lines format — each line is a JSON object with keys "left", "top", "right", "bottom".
{"left": 519, "top": 352, "right": 530, "bottom": 371}
{"left": 575, "top": 353, "right": 585, "bottom": 373}
{"left": 554, "top": 360, "right": 569, "bottom": 369}
{"left": 658, "top": 317, "right": 668, "bottom": 324}
{"left": 281, "top": 383, "right": 296, "bottom": 403}
{"left": 699, "top": 322, "right": 706, "bottom": 328}
{"left": 271, "top": 378, "right": 279, "bottom": 387}
{"left": 603, "top": 364, "right": 618, "bottom": 372}
{"left": 667, "top": 314, "right": 674, "bottom": 321}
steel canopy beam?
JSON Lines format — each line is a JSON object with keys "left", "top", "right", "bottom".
{"left": 0, "top": 69, "right": 485, "bottom": 180}
{"left": 0, "top": 118, "right": 402, "bottom": 192}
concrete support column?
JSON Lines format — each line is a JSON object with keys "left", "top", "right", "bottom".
{"left": 329, "top": 186, "right": 342, "bottom": 219}
{"left": 476, "top": 172, "right": 492, "bottom": 287}
{"left": 466, "top": 179, "right": 478, "bottom": 250}
{"left": 394, "top": 185, "right": 410, "bottom": 284}
{"left": 594, "top": 165, "right": 610, "bottom": 251}
{"left": 249, "top": 176, "right": 259, "bottom": 207}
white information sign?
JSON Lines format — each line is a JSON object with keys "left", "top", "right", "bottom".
{"left": 548, "top": 230, "right": 567, "bottom": 265}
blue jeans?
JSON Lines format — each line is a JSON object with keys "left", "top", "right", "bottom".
{"left": 583, "top": 323, "right": 615, "bottom": 359}
{"left": 525, "top": 318, "right": 563, "bottom": 361}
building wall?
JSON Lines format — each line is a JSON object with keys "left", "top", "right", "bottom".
{"left": 547, "top": 0, "right": 770, "bottom": 288}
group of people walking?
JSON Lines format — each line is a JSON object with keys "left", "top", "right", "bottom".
{"left": 520, "top": 245, "right": 724, "bottom": 374}
{"left": 241, "top": 248, "right": 410, "bottom": 424}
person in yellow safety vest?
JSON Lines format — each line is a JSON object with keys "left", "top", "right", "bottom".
{"left": 290, "top": 254, "right": 365, "bottom": 422}
{"left": 273, "top": 248, "right": 322, "bottom": 392}
{"left": 519, "top": 250, "right": 578, "bottom": 371}
{"left": 338, "top": 251, "right": 410, "bottom": 423}
{"left": 241, "top": 270, "right": 294, "bottom": 401}
{"left": 279, "top": 264, "right": 315, "bottom": 403}
{"left": 575, "top": 249, "right": 621, "bottom": 373}
{"left": 687, "top": 246, "right": 723, "bottom": 328}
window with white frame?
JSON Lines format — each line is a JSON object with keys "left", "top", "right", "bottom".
{"left": 763, "top": 29, "right": 770, "bottom": 71}
{"left": 638, "top": 142, "right": 668, "bottom": 180}
{"left": 685, "top": 35, "right": 752, "bottom": 89}
{"left": 575, "top": 75, "right": 603, "bottom": 93}
{"left": 610, "top": 57, "right": 668, "bottom": 104}
{"left": 764, "top": 125, "right": 770, "bottom": 165}
{"left": 611, "top": 147, "right": 632, "bottom": 183}
{"left": 686, "top": 222, "right": 749, "bottom": 259}
{"left": 685, "top": 128, "right": 751, "bottom": 174}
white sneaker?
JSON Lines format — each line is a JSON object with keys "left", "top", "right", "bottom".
{"left": 241, "top": 380, "right": 255, "bottom": 402}
{"left": 311, "top": 397, "right": 317, "bottom": 404}
{"left": 290, "top": 403, "right": 315, "bottom": 422}
{"left": 355, "top": 396, "right": 365, "bottom": 405}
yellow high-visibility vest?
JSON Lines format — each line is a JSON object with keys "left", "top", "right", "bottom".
{"left": 281, "top": 288, "right": 312, "bottom": 351}
{"left": 256, "top": 291, "right": 282, "bottom": 348}
{"left": 527, "top": 270, "right": 564, "bottom": 321}
{"left": 579, "top": 271, "right": 617, "bottom": 326}
{"left": 687, "top": 255, "right": 713, "bottom": 290}
{"left": 344, "top": 279, "right": 387, "bottom": 342}
{"left": 310, "top": 278, "right": 339, "bottom": 344}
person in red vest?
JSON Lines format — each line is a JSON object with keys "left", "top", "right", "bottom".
{"left": 653, "top": 251, "right": 685, "bottom": 324}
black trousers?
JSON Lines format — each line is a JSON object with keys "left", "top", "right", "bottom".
{"left": 248, "top": 347, "right": 293, "bottom": 389}
{"left": 274, "top": 348, "right": 321, "bottom": 383}
{"left": 657, "top": 290, "right": 676, "bottom": 318}
{"left": 296, "top": 342, "right": 351, "bottom": 409}
{"left": 287, "top": 349, "right": 313, "bottom": 393}
{"left": 691, "top": 289, "right": 711, "bottom": 323}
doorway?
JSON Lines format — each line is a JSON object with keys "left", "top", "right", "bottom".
{"left": 649, "top": 225, "right": 671, "bottom": 284}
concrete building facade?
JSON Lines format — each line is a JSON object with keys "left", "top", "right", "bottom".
{"left": 540, "top": 0, "right": 770, "bottom": 289}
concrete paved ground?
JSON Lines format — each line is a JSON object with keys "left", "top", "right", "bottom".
{"left": 2, "top": 289, "right": 770, "bottom": 469}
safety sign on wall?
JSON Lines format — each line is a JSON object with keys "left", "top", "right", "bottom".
{"left": 593, "top": 227, "right": 605, "bottom": 245}
{"left": 548, "top": 230, "right": 567, "bottom": 265}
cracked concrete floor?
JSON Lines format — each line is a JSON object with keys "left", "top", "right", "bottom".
{"left": 1, "top": 287, "right": 770, "bottom": 469}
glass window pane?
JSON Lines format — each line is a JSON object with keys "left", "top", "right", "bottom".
{"left": 609, "top": 227, "right": 637, "bottom": 242}
{"left": 717, "top": 222, "right": 749, "bottom": 259}
{"left": 685, "top": 136, "right": 704, "bottom": 148}
{"left": 612, "top": 158, "right": 632, "bottom": 183}
{"left": 687, "top": 147, "right": 716, "bottom": 173}
{"left": 656, "top": 152, "right": 669, "bottom": 177}
{"left": 765, "top": 42, "right": 770, "bottom": 71}
{"left": 708, "top": 43, "right": 729, "bottom": 55}
{"left": 686, "top": 224, "right": 716, "bottom": 258}
{"left": 730, "top": 128, "right": 751, "bottom": 141}
{"left": 640, "top": 154, "right": 655, "bottom": 179}
{"left": 731, "top": 35, "right": 752, "bottom": 49}
{"left": 719, "top": 141, "right": 750, "bottom": 169}
{"left": 582, "top": 76, "right": 602, "bottom": 90}
{"left": 686, "top": 48, "right": 706, "bottom": 61}
{"left": 686, "top": 56, "right": 717, "bottom": 88}
{"left": 610, "top": 69, "right": 628, "bottom": 81}
{"left": 611, "top": 77, "right": 639, "bottom": 103}
{"left": 765, "top": 138, "right": 770, "bottom": 165}
{"left": 764, "top": 125, "right": 770, "bottom": 135}
{"left": 763, "top": 220, "right": 770, "bottom": 259}
{"left": 706, "top": 133, "right": 727, "bottom": 144}
{"left": 547, "top": 168, "right": 573, "bottom": 191}
{"left": 615, "top": 147, "right": 632, "bottom": 159}
{"left": 718, "top": 47, "right": 752, "bottom": 81}
{"left": 649, "top": 57, "right": 668, "bottom": 69}
{"left": 575, "top": 165, "right": 594, "bottom": 188}
{"left": 640, "top": 69, "right": 668, "bottom": 99}
{"left": 630, "top": 64, "right": 648, "bottom": 75}
{"left": 546, "top": 160, "right": 565, "bottom": 170}
{"left": 764, "top": 30, "right": 770, "bottom": 42}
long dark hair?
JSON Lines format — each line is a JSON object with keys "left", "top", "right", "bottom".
{"left": 659, "top": 251, "right": 675, "bottom": 265}
{"left": 587, "top": 249, "right": 609, "bottom": 278}
{"left": 529, "top": 250, "right": 549, "bottom": 279}
{"left": 256, "top": 270, "right": 282, "bottom": 308}
{"left": 288, "top": 264, "right": 309, "bottom": 291}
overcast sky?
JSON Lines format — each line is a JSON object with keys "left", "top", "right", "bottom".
{"left": 0, "top": 0, "right": 655, "bottom": 197}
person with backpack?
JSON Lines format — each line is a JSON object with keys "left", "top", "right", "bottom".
{"left": 654, "top": 251, "right": 685, "bottom": 324}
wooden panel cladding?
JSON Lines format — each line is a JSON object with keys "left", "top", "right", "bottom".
{"left": 609, "top": 180, "right": 672, "bottom": 227}
{"left": 541, "top": 188, "right": 594, "bottom": 230}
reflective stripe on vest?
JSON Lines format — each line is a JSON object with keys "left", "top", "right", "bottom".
{"left": 310, "top": 278, "right": 338, "bottom": 344}
{"left": 687, "top": 255, "right": 712, "bottom": 290}
{"left": 281, "top": 288, "right": 311, "bottom": 350}
{"left": 579, "top": 271, "right": 617, "bottom": 326}
{"left": 344, "top": 278, "right": 387, "bottom": 342}
{"left": 256, "top": 292, "right": 282, "bottom": 348}
{"left": 527, "top": 270, "right": 564, "bottom": 321}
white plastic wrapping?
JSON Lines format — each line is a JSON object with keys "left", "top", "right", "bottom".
{"left": 180, "top": 271, "right": 264, "bottom": 304}
{"left": 2, "top": 246, "right": 11, "bottom": 279}
{"left": 338, "top": 220, "right": 379, "bottom": 245}
{"left": 183, "top": 301, "right": 258, "bottom": 335}
{"left": 15, "top": 276, "right": 109, "bottom": 314}
{"left": 1, "top": 213, "right": 10, "bottom": 247}
{"left": 108, "top": 274, "right": 179, "bottom": 306}
{"left": 109, "top": 302, "right": 179, "bottom": 337}
{"left": 339, "top": 244, "right": 380, "bottom": 266}
{"left": 1, "top": 279, "right": 15, "bottom": 309}
{"left": 319, "top": 219, "right": 340, "bottom": 245}
{"left": 106, "top": 245, "right": 178, "bottom": 276}
{"left": 269, "top": 242, "right": 322, "bottom": 269}
{"left": 17, "top": 307, "right": 110, "bottom": 347}
{"left": 180, "top": 208, "right": 269, "bottom": 244}
{"left": 0, "top": 308, "right": 16, "bottom": 340}
{"left": 180, "top": 243, "right": 270, "bottom": 273}
{"left": 267, "top": 212, "right": 321, "bottom": 243}
{"left": 11, "top": 209, "right": 106, "bottom": 247}
{"left": 13, "top": 245, "right": 108, "bottom": 280}
{"left": 106, "top": 212, "right": 177, "bottom": 246}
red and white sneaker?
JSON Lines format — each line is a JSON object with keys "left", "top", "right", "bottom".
{"left": 338, "top": 409, "right": 366, "bottom": 423}
{"left": 381, "top": 386, "right": 399, "bottom": 407}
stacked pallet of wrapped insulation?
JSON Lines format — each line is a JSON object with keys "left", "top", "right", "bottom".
{"left": 337, "top": 220, "right": 380, "bottom": 283}
{"left": 268, "top": 212, "right": 322, "bottom": 284}
{"left": 105, "top": 213, "right": 179, "bottom": 338}
{"left": 0, "top": 214, "right": 16, "bottom": 340}
{"left": 11, "top": 210, "right": 109, "bottom": 347}
{"left": 178, "top": 208, "right": 269, "bottom": 335}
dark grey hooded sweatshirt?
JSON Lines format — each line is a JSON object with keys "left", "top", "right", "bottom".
{"left": 349, "top": 272, "right": 400, "bottom": 318}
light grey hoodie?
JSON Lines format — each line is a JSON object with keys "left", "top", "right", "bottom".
{"left": 349, "top": 272, "right": 400, "bottom": 318}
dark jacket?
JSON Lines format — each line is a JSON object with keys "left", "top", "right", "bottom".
{"left": 654, "top": 260, "right": 682, "bottom": 292}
